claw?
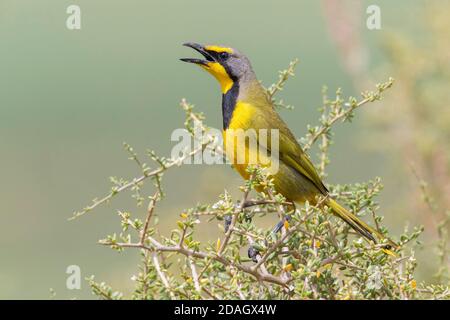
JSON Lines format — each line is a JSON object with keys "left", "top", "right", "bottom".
{"left": 248, "top": 246, "right": 259, "bottom": 263}
{"left": 224, "top": 215, "right": 232, "bottom": 233}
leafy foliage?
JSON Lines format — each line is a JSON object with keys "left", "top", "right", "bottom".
{"left": 74, "top": 61, "right": 449, "bottom": 300}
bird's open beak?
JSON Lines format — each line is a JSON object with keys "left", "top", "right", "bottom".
{"left": 180, "top": 42, "right": 215, "bottom": 67}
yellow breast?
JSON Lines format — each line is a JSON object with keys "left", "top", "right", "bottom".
{"left": 226, "top": 101, "right": 256, "bottom": 130}
{"left": 223, "top": 102, "right": 272, "bottom": 179}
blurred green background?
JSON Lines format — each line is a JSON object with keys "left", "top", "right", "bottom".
{"left": 0, "top": 0, "right": 443, "bottom": 299}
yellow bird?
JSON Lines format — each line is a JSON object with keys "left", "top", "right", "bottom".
{"left": 181, "top": 43, "right": 395, "bottom": 247}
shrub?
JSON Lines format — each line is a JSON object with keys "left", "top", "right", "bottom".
{"left": 74, "top": 62, "right": 450, "bottom": 300}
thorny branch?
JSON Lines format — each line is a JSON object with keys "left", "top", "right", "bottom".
{"left": 75, "top": 61, "right": 450, "bottom": 299}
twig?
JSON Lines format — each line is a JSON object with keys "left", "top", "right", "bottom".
{"left": 152, "top": 253, "right": 176, "bottom": 299}
{"left": 71, "top": 143, "right": 206, "bottom": 220}
{"left": 140, "top": 193, "right": 158, "bottom": 244}
{"left": 188, "top": 258, "right": 201, "bottom": 294}
{"left": 303, "top": 78, "right": 394, "bottom": 151}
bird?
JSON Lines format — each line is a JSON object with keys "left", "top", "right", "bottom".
{"left": 181, "top": 42, "right": 396, "bottom": 249}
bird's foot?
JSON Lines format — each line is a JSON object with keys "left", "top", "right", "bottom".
{"left": 247, "top": 246, "right": 259, "bottom": 263}
{"left": 271, "top": 215, "right": 292, "bottom": 234}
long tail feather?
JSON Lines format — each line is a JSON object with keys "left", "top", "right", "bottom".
{"left": 325, "top": 198, "right": 397, "bottom": 248}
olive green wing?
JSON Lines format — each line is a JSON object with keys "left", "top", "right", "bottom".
{"left": 253, "top": 109, "right": 328, "bottom": 195}
{"left": 279, "top": 128, "right": 328, "bottom": 195}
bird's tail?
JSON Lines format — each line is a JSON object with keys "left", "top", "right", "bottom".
{"left": 325, "top": 198, "right": 398, "bottom": 249}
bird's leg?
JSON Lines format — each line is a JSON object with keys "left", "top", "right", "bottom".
{"left": 271, "top": 201, "right": 296, "bottom": 234}
{"left": 248, "top": 201, "right": 296, "bottom": 263}
{"left": 247, "top": 246, "right": 260, "bottom": 263}
{"left": 224, "top": 215, "right": 232, "bottom": 233}
{"left": 271, "top": 215, "right": 292, "bottom": 234}
{"left": 224, "top": 214, "right": 262, "bottom": 262}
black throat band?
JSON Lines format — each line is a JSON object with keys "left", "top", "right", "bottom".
{"left": 222, "top": 81, "right": 239, "bottom": 130}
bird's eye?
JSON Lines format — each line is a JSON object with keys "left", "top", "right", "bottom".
{"left": 219, "top": 52, "right": 229, "bottom": 60}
